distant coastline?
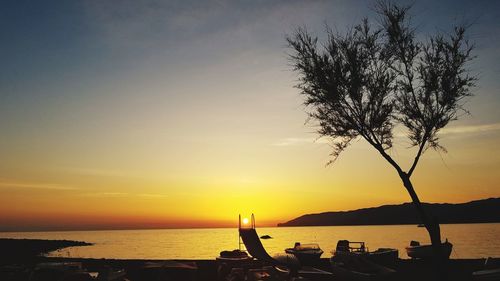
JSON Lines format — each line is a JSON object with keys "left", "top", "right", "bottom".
{"left": 0, "top": 238, "right": 92, "bottom": 264}
{"left": 278, "top": 198, "right": 500, "bottom": 227}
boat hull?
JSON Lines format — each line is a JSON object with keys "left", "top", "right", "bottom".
{"left": 285, "top": 249, "right": 323, "bottom": 265}
{"left": 405, "top": 241, "right": 453, "bottom": 259}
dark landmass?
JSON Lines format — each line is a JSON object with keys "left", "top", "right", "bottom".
{"left": 278, "top": 197, "right": 500, "bottom": 227}
{"left": 0, "top": 238, "right": 92, "bottom": 264}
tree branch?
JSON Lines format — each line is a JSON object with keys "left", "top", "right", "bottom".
{"left": 362, "top": 133, "right": 404, "bottom": 174}
{"left": 407, "top": 132, "right": 428, "bottom": 177}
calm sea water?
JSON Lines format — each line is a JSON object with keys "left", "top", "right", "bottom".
{"left": 1, "top": 223, "right": 499, "bottom": 260}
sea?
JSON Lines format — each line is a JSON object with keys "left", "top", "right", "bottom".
{"left": 1, "top": 223, "right": 499, "bottom": 260}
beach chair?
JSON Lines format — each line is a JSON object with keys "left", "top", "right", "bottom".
{"left": 238, "top": 214, "right": 298, "bottom": 268}
{"left": 238, "top": 214, "right": 334, "bottom": 281}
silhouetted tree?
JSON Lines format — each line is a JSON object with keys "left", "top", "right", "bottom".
{"left": 287, "top": 2, "right": 475, "bottom": 261}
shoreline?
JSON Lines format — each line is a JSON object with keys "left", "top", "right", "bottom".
{"left": 0, "top": 238, "right": 92, "bottom": 263}
{"left": 1, "top": 238, "right": 499, "bottom": 281}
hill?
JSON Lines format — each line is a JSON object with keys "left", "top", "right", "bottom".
{"left": 277, "top": 198, "right": 500, "bottom": 227}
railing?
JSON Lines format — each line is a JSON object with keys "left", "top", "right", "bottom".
{"left": 238, "top": 213, "right": 255, "bottom": 251}
{"left": 238, "top": 213, "right": 255, "bottom": 229}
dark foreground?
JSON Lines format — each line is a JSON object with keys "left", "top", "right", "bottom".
{"left": 0, "top": 238, "right": 498, "bottom": 281}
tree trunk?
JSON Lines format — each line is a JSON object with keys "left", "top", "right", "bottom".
{"left": 399, "top": 172, "right": 442, "bottom": 245}
{"left": 399, "top": 172, "right": 448, "bottom": 280}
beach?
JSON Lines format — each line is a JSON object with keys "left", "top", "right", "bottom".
{"left": 1, "top": 238, "right": 498, "bottom": 281}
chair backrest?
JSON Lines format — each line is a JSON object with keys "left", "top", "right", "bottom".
{"left": 238, "top": 214, "right": 299, "bottom": 269}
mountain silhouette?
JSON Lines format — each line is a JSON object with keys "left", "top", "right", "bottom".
{"left": 278, "top": 198, "right": 500, "bottom": 227}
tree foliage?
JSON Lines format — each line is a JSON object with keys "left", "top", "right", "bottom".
{"left": 287, "top": 2, "right": 476, "bottom": 171}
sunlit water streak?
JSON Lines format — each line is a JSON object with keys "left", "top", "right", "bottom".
{"left": 1, "top": 223, "right": 499, "bottom": 259}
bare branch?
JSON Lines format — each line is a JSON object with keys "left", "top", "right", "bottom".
{"left": 407, "top": 132, "right": 428, "bottom": 177}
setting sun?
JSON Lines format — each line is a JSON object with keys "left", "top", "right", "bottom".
{"left": 242, "top": 218, "right": 249, "bottom": 225}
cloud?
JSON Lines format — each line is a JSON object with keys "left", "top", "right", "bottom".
{"left": 82, "top": 0, "right": 236, "bottom": 52}
{"left": 0, "top": 181, "right": 78, "bottom": 191}
{"left": 438, "top": 123, "right": 500, "bottom": 135}
{"left": 137, "top": 193, "right": 168, "bottom": 198}
{"left": 275, "top": 123, "right": 500, "bottom": 146}
{"left": 271, "top": 137, "right": 329, "bottom": 146}
{"left": 386, "top": 123, "right": 500, "bottom": 139}
{"left": 57, "top": 167, "right": 137, "bottom": 178}
{"left": 79, "top": 192, "right": 129, "bottom": 198}
{"left": 78, "top": 192, "right": 168, "bottom": 198}
{"left": 70, "top": 168, "right": 124, "bottom": 177}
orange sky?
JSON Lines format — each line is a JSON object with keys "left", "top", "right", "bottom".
{"left": 1, "top": 129, "right": 499, "bottom": 231}
{"left": 1, "top": 1, "right": 500, "bottom": 231}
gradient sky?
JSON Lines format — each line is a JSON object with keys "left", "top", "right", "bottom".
{"left": 1, "top": 0, "right": 499, "bottom": 231}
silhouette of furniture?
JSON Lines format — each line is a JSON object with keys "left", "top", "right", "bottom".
{"left": 238, "top": 214, "right": 293, "bottom": 266}
{"left": 238, "top": 214, "right": 333, "bottom": 281}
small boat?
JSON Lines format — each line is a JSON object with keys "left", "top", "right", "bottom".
{"left": 216, "top": 249, "right": 253, "bottom": 264}
{"left": 285, "top": 242, "right": 323, "bottom": 265}
{"left": 405, "top": 240, "right": 453, "bottom": 259}
{"left": 334, "top": 240, "right": 366, "bottom": 254}
{"left": 219, "top": 249, "right": 250, "bottom": 259}
{"left": 330, "top": 255, "right": 396, "bottom": 281}
{"left": 334, "top": 240, "right": 398, "bottom": 266}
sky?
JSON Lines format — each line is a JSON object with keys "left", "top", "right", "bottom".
{"left": 0, "top": 0, "right": 499, "bottom": 231}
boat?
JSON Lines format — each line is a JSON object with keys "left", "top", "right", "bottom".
{"left": 405, "top": 240, "right": 453, "bottom": 259}
{"left": 335, "top": 240, "right": 366, "bottom": 254}
{"left": 334, "top": 240, "right": 398, "bottom": 266}
{"left": 285, "top": 242, "right": 324, "bottom": 265}
{"left": 219, "top": 249, "right": 251, "bottom": 260}
{"left": 216, "top": 249, "right": 253, "bottom": 265}
{"left": 330, "top": 255, "right": 396, "bottom": 281}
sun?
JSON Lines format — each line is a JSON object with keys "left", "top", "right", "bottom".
{"left": 242, "top": 218, "right": 249, "bottom": 225}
